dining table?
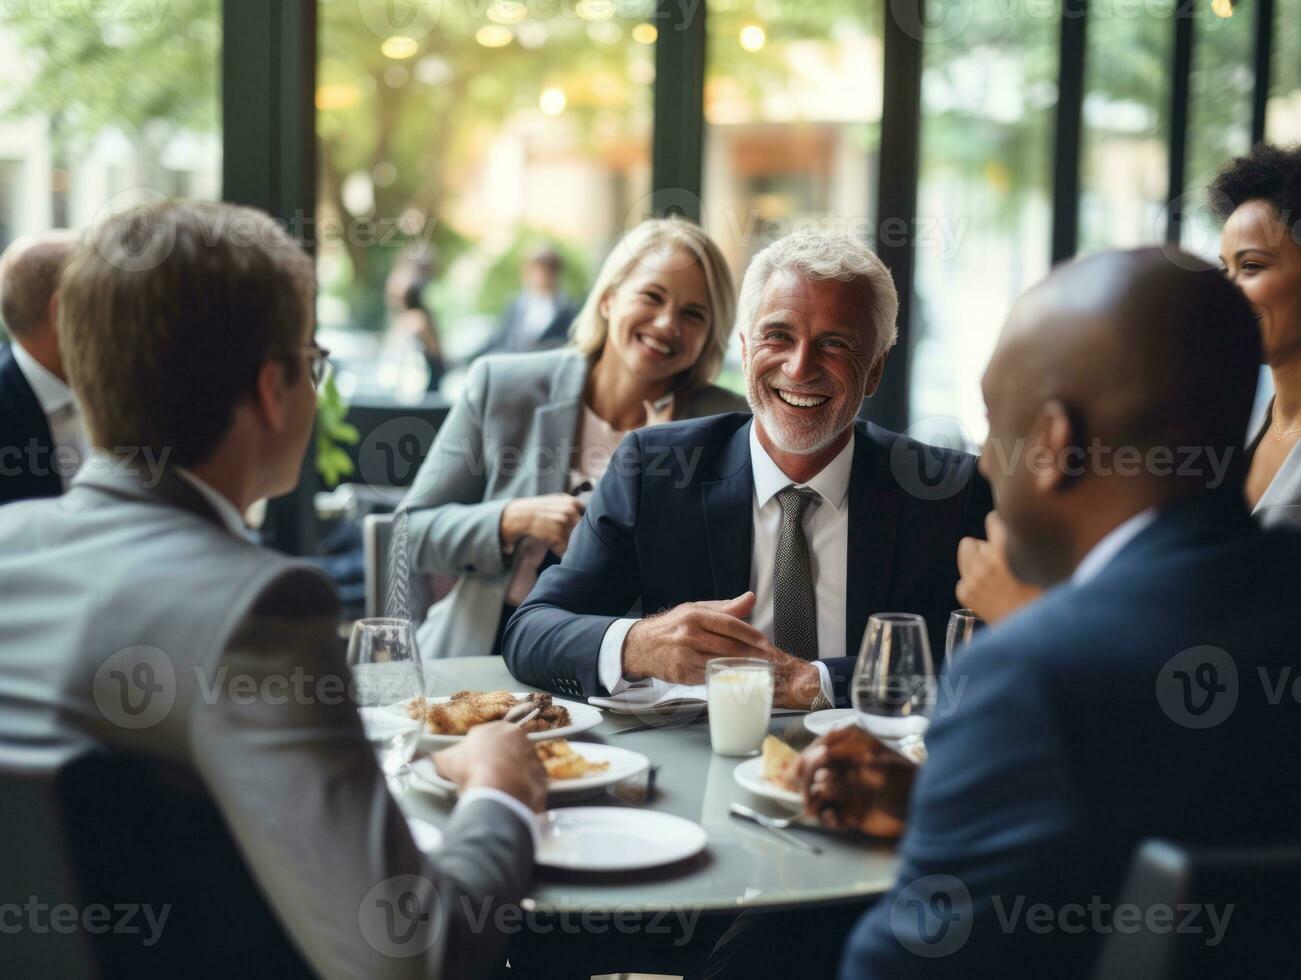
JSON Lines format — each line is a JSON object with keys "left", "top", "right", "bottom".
{"left": 393, "top": 657, "right": 900, "bottom": 927}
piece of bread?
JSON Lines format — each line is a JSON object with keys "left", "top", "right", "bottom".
{"left": 762, "top": 735, "right": 801, "bottom": 793}
{"left": 534, "top": 739, "right": 609, "bottom": 780}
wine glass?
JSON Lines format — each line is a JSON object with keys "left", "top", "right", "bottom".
{"left": 346, "top": 617, "right": 426, "bottom": 777}
{"left": 945, "top": 608, "right": 984, "bottom": 662}
{"left": 851, "top": 613, "right": 936, "bottom": 744}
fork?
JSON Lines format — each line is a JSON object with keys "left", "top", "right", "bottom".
{"left": 729, "top": 802, "right": 822, "bottom": 854}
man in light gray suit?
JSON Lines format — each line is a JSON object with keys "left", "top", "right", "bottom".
{"left": 0, "top": 202, "right": 545, "bottom": 979}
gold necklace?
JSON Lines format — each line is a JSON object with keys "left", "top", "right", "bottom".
{"left": 1271, "top": 417, "right": 1301, "bottom": 438}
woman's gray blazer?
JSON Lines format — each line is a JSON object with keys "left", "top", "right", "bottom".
{"left": 398, "top": 347, "right": 749, "bottom": 658}
{"left": 1249, "top": 405, "right": 1301, "bottom": 530}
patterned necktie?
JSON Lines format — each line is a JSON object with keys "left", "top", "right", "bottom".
{"left": 773, "top": 486, "right": 820, "bottom": 662}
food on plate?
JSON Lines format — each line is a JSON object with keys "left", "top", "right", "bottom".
{"left": 407, "top": 690, "right": 571, "bottom": 735}
{"left": 761, "top": 735, "right": 801, "bottom": 794}
{"left": 535, "top": 739, "right": 610, "bottom": 780}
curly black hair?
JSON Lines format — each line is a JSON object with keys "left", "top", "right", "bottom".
{"left": 1207, "top": 143, "right": 1301, "bottom": 229}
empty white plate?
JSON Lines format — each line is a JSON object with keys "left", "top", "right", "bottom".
{"left": 732, "top": 756, "right": 803, "bottom": 809}
{"left": 802, "top": 708, "right": 858, "bottom": 737}
{"left": 408, "top": 743, "right": 650, "bottom": 799}
{"left": 381, "top": 694, "right": 603, "bottom": 748}
{"left": 535, "top": 807, "right": 707, "bottom": 871}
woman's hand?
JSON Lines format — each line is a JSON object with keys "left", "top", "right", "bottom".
{"left": 500, "top": 494, "right": 586, "bottom": 556}
{"left": 955, "top": 512, "right": 1044, "bottom": 623}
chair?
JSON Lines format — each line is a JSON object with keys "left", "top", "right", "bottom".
{"left": 363, "top": 511, "right": 449, "bottom": 621}
{"left": 1091, "top": 839, "right": 1301, "bottom": 979}
{"left": 0, "top": 747, "right": 316, "bottom": 979}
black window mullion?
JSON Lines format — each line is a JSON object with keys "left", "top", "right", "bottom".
{"left": 1165, "top": 0, "right": 1196, "bottom": 243}
{"left": 868, "top": 0, "right": 926, "bottom": 433}
{"left": 1051, "top": 0, "right": 1089, "bottom": 265}
{"left": 651, "top": 0, "right": 707, "bottom": 222}
{"left": 1251, "top": 0, "right": 1275, "bottom": 145}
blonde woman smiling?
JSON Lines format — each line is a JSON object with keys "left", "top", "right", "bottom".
{"left": 399, "top": 218, "right": 746, "bottom": 658}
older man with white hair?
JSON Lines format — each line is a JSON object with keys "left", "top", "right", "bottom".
{"left": 504, "top": 231, "right": 992, "bottom": 711}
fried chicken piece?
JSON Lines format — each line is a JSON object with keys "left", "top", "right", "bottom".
{"left": 411, "top": 690, "right": 571, "bottom": 735}
{"left": 534, "top": 739, "right": 609, "bottom": 780}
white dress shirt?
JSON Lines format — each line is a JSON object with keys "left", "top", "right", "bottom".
{"left": 1071, "top": 508, "right": 1159, "bottom": 586}
{"left": 11, "top": 341, "right": 86, "bottom": 490}
{"left": 598, "top": 419, "right": 852, "bottom": 703}
{"left": 173, "top": 467, "right": 541, "bottom": 846}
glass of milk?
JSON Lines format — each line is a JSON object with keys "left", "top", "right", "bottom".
{"left": 706, "top": 658, "right": 774, "bottom": 756}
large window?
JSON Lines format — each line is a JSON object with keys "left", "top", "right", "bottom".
{"left": 0, "top": 1, "right": 220, "bottom": 319}
{"left": 1078, "top": 0, "right": 1174, "bottom": 252}
{"left": 701, "top": 1, "right": 884, "bottom": 393}
{"left": 1269, "top": 0, "right": 1301, "bottom": 142}
{"left": 908, "top": 3, "right": 1056, "bottom": 445}
{"left": 1182, "top": 0, "right": 1254, "bottom": 259}
{"left": 316, "top": 0, "right": 654, "bottom": 401}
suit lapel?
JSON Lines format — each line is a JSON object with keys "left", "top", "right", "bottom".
{"left": 0, "top": 346, "right": 60, "bottom": 497}
{"left": 845, "top": 425, "right": 901, "bottom": 659}
{"left": 702, "top": 422, "right": 754, "bottom": 599}
{"left": 530, "top": 353, "right": 588, "bottom": 494}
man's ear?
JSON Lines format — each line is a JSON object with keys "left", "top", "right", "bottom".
{"left": 1028, "top": 399, "right": 1073, "bottom": 493}
{"left": 863, "top": 350, "right": 889, "bottom": 397}
{"left": 253, "top": 358, "right": 291, "bottom": 433}
{"left": 738, "top": 330, "right": 749, "bottom": 367}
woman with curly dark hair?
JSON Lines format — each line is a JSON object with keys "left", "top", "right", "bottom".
{"left": 1211, "top": 142, "right": 1301, "bottom": 527}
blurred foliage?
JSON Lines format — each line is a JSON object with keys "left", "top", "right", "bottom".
{"left": 315, "top": 372, "right": 360, "bottom": 489}
{"left": 0, "top": 0, "right": 1277, "bottom": 327}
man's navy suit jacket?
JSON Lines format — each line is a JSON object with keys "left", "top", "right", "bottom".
{"left": 502, "top": 412, "right": 992, "bottom": 704}
{"left": 0, "top": 344, "right": 60, "bottom": 506}
{"left": 841, "top": 491, "right": 1301, "bottom": 978}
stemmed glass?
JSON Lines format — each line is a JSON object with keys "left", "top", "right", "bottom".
{"left": 945, "top": 608, "right": 984, "bottom": 662}
{"left": 851, "top": 613, "right": 936, "bottom": 744}
{"left": 346, "top": 617, "right": 426, "bottom": 777}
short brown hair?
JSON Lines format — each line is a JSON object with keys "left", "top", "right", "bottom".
{"left": 0, "top": 232, "right": 78, "bottom": 338}
{"left": 58, "top": 202, "right": 315, "bottom": 466}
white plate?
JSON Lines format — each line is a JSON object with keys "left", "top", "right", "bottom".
{"left": 803, "top": 708, "right": 859, "bottom": 737}
{"left": 733, "top": 756, "right": 803, "bottom": 809}
{"left": 381, "top": 694, "right": 603, "bottom": 748}
{"left": 536, "top": 807, "right": 707, "bottom": 871}
{"left": 407, "top": 743, "right": 650, "bottom": 799}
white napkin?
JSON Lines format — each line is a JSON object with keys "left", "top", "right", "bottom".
{"left": 358, "top": 704, "right": 422, "bottom": 743}
{"left": 587, "top": 678, "right": 705, "bottom": 714}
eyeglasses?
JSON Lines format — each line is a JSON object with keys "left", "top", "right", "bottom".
{"left": 286, "top": 343, "right": 332, "bottom": 391}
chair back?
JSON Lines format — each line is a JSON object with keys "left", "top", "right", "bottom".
{"left": 1092, "top": 838, "right": 1301, "bottom": 979}
{"left": 0, "top": 747, "right": 317, "bottom": 979}
{"left": 362, "top": 511, "right": 433, "bottom": 619}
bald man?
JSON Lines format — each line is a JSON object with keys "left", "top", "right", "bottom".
{"left": 829, "top": 249, "right": 1301, "bottom": 977}
{"left": 0, "top": 231, "right": 85, "bottom": 504}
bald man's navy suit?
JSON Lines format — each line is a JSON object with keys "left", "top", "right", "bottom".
{"left": 0, "top": 344, "right": 61, "bottom": 505}
{"left": 502, "top": 412, "right": 992, "bottom": 705}
{"left": 841, "top": 491, "right": 1301, "bottom": 978}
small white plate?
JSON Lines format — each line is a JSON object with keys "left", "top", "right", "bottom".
{"left": 536, "top": 807, "right": 707, "bottom": 871}
{"left": 733, "top": 756, "right": 803, "bottom": 809}
{"left": 382, "top": 694, "right": 603, "bottom": 748}
{"left": 803, "top": 708, "right": 858, "bottom": 737}
{"left": 408, "top": 743, "right": 650, "bottom": 799}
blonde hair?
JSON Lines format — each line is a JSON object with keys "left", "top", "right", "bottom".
{"left": 570, "top": 218, "right": 736, "bottom": 399}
